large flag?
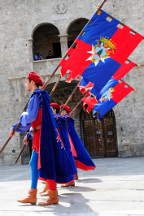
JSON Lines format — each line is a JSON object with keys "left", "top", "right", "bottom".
{"left": 59, "top": 10, "right": 143, "bottom": 98}
{"left": 93, "top": 81, "right": 134, "bottom": 121}
{"left": 80, "top": 60, "right": 135, "bottom": 98}
{"left": 82, "top": 60, "right": 136, "bottom": 114}
{"left": 91, "top": 61, "right": 136, "bottom": 100}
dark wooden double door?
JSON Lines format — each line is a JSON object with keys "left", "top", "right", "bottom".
{"left": 80, "top": 109, "right": 118, "bottom": 158}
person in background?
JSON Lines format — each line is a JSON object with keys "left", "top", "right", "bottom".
{"left": 46, "top": 51, "right": 54, "bottom": 59}
{"left": 60, "top": 104, "right": 96, "bottom": 187}
{"left": 34, "top": 51, "right": 43, "bottom": 60}
{"left": 51, "top": 103, "right": 77, "bottom": 185}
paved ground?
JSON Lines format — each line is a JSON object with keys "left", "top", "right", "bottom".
{"left": 0, "top": 157, "right": 144, "bottom": 216}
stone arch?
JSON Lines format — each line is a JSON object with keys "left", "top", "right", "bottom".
{"left": 45, "top": 80, "right": 82, "bottom": 107}
{"left": 32, "top": 23, "right": 62, "bottom": 60}
{"left": 67, "top": 18, "right": 88, "bottom": 48}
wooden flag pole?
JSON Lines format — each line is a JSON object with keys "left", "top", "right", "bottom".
{"left": 96, "top": 0, "right": 108, "bottom": 12}
{"left": 0, "top": 122, "right": 21, "bottom": 154}
{"left": 15, "top": 144, "right": 26, "bottom": 164}
{"left": 127, "top": 59, "right": 141, "bottom": 68}
{"left": 59, "top": 84, "right": 80, "bottom": 114}
{"left": 42, "top": 66, "right": 61, "bottom": 90}
{"left": 49, "top": 75, "right": 61, "bottom": 97}
{"left": 70, "top": 95, "right": 87, "bottom": 115}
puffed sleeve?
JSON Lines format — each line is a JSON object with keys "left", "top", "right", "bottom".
{"left": 11, "top": 122, "right": 31, "bottom": 133}
{"left": 20, "top": 94, "right": 40, "bottom": 126}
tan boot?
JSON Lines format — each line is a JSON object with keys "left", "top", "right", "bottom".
{"left": 61, "top": 181, "right": 75, "bottom": 187}
{"left": 39, "top": 182, "right": 49, "bottom": 194}
{"left": 38, "top": 190, "right": 59, "bottom": 205}
{"left": 41, "top": 189, "right": 59, "bottom": 196}
{"left": 17, "top": 189, "right": 37, "bottom": 204}
{"left": 74, "top": 173, "right": 78, "bottom": 180}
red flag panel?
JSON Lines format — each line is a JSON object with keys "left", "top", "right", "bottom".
{"left": 112, "top": 81, "right": 134, "bottom": 104}
{"left": 112, "top": 61, "right": 136, "bottom": 80}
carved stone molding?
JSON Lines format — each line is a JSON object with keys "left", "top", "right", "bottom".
{"left": 58, "top": 34, "right": 68, "bottom": 42}
{"left": 56, "top": 3, "right": 67, "bottom": 14}
{"left": 27, "top": 38, "right": 33, "bottom": 47}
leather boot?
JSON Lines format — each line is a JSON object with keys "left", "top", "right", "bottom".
{"left": 38, "top": 189, "right": 59, "bottom": 205}
{"left": 74, "top": 173, "right": 78, "bottom": 180}
{"left": 17, "top": 189, "right": 37, "bottom": 204}
{"left": 39, "top": 182, "right": 49, "bottom": 194}
{"left": 41, "top": 188, "right": 59, "bottom": 196}
{"left": 61, "top": 181, "right": 75, "bottom": 187}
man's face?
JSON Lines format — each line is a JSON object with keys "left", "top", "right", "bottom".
{"left": 25, "top": 79, "right": 32, "bottom": 91}
{"left": 51, "top": 107, "right": 56, "bottom": 115}
{"left": 61, "top": 110, "right": 67, "bottom": 116}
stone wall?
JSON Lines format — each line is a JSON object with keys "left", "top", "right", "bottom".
{"left": 0, "top": 0, "right": 144, "bottom": 165}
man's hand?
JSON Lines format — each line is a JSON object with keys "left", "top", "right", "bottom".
{"left": 9, "top": 130, "right": 15, "bottom": 138}
{"left": 23, "top": 137, "right": 29, "bottom": 146}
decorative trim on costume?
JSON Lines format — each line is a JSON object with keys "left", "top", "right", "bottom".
{"left": 75, "top": 159, "right": 96, "bottom": 171}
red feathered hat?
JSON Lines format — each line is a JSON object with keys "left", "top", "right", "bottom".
{"left": 60, "top": 104, "right": 71, "bottom": 113}
{"left": 50, "top": 103, "right": 60, "bottom": 111}
{"left": 27, "top": 72, "right": 43, "bottom": 87}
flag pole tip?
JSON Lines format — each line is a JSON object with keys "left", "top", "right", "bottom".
{"left": 137, "top": 65, "right": 141, "bottom": 68}
{"left": 134, "top": 89, "right": 137, "bottom": 93}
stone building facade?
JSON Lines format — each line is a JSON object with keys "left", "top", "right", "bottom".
{"left": 0, "top": 0, "right": 143, "bottom": 165}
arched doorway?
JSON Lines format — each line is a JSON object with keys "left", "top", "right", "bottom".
{"left": 67, "top": 18, "right": 88, "bottom": 48}
{"left": 33, "top": 24, "right": 61, "bottom": 60}
{"left": 80, "top": 109, "right": 118, "bottom": 158}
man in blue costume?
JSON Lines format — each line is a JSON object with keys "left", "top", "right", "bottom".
{"left": 28, "top": 102, "right": 77, "bottom": 197}
{"left": 51, "top": 103, "right": 77, "bottom": 186}
{"left": 9, "top": 72, "right": 75, "bottom": 205}
{"left": 60, "top": 105, "right": 96, "bottom": 187}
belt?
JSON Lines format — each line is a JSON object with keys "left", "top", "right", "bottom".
{"left": 31, "top": 125, "right": 41, "bottom": 136}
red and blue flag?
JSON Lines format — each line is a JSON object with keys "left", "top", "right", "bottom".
{"left": 93, "top": 81, "right": 134, "bottom": 121}
{"left": 79, "top": 60, "right": 135, "bottom": 99}
{"left": 59, "top": 10, "right": 143, "bottom": 98}
{"left": 91, "top": 61, "right": 136, "bottom": 100}
{"left": 81, "top": 60, "right": 136, "bottom": 115}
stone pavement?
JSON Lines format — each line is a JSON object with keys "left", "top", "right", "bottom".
{"left": 0, "top": 157, "right": 144, "bottom": 216}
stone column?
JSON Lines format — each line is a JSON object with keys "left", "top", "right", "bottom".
{"left": 58, "top": 34, "right": 68, "bottom": 57}
{"left": 27, "top": 38, "right": 34, "bottom": 71}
